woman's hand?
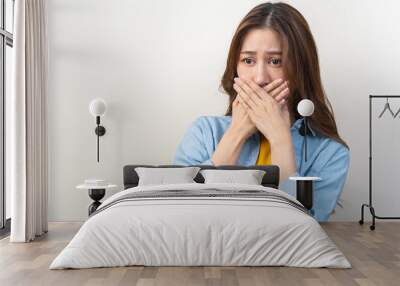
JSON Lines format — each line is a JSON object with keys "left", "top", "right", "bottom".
{"left": 211, "top": 80, "right": 289, "bottom": 166}
{"left": 233, "top": 77, "right": 296, "bottom": 181}
{"left": 211, "top": 96, "right": 255, "bottom": 166}
{"left": 233, "top": 77, "right": 291, "bottom": 145}
{"left": 230, "top": 96, "right": 258, "bottom": 141}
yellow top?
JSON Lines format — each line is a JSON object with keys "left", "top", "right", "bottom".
{"left": 256, "top": 134, "right": 271, "bottom": 165}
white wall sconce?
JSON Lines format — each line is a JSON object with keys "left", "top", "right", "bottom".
{"left": 89, "top": 98, "right": 107, "bottom": 162}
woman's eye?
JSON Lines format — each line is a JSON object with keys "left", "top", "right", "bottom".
{"left": 269, "top": 58, "right": 282, "bottom": 66}
{"left": 242, "top": 58, "right": 254, "bottom": 65}
{"left": 241, "top": 57, "right": 281, "bottom": 66}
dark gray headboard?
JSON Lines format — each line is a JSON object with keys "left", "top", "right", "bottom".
{"left": 123, "top": 164, "right": 280, "bottom": 189}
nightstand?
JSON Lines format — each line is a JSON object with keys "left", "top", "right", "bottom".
{"left": 76, "top": 181, "right": 117, "bottom": 216}
{"left": 289, "top": 176, "right": 321, "bottom": 212}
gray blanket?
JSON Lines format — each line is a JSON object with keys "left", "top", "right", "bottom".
{"left": 91, "top": 188, "right": 309, "bottom": 217}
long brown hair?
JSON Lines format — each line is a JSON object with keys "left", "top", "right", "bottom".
{"left": 220, "top": 2, "right": 348, "bottom": 148}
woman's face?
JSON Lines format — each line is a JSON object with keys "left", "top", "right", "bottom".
{"left": 237, "top": 28, "right": 286, "bottom": 88}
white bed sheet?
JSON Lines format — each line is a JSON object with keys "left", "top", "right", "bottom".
{"left": 50, "top": 183, "right": 351, "bottom": 269}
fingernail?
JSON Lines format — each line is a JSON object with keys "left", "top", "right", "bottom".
{"left": 277, "top": 78, "right": 283, "bottom": 82}
{"left": 234, "top": 77, "right": 238, "bottom": 82}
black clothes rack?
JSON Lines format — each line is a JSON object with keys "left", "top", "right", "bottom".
{"left": 359, "top": 95, "right": 400, "bottom": 230}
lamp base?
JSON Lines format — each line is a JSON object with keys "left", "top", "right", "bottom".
{"left": 95, "top": 126, "right": 106, "bottom": 136}
{"left": 88, "top": 188, "right": 105, "bottom": 215}
{"left": 296, "top": 180, "right": 313, "bottom": 210}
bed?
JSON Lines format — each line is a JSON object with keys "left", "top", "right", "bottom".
{"left": 49, "top": 164, "right": 351, "bottom": 269}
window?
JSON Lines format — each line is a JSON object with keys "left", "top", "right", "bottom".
{"left": 0, "top": 0, "right": 14, "bottom": 235}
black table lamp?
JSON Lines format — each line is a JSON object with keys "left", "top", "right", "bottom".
{"left": 290, "top": 99, "right": 321, "bottom": 212}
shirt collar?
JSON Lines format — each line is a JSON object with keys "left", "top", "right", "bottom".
{"left": 291, "top": 117, "right": 317, "bottom": 136}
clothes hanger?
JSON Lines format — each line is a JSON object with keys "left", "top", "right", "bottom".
{"left": 394, "top": 106, "right": 400, "bottom": 118}
{"left": 378, "top": 97, "right": 395, "bottom": 118}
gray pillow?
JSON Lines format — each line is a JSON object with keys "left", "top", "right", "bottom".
{"left": 200, "top": 169, "right": 266, "bottom": 185}
{"left": 135, "top": 167, "right": 201, "bottom": 186}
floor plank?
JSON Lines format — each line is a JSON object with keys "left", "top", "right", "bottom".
{"left": 0, "top": 222, "right": 399, "bottom": 286}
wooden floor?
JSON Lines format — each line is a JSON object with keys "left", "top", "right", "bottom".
{"left": 0, "top": 222, "right": 399, "bottom": 286}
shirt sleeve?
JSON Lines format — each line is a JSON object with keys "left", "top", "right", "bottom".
{"left": 312, "top": 144, "right": 350, "bottom": 222}
{"left": 172, "top": 116, "right": 214, "bottom": 166}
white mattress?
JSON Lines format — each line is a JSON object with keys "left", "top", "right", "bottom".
{"left": 49, "top": 183, "right": 351, "bottom": 269}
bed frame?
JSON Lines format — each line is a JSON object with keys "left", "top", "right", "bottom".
{"left": 123, "top": 164, "right": 280, "bottom": 189}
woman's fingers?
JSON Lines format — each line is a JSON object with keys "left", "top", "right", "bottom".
{"left": 269, "top": 80, "right": 288, "bottom": 97}
{"left": 278, "top": 98, "right": 287, "bottom": 107}
{"left": 274, "top": 86, "right": 290, "bottom": 102}
{"left": 262, "top": 79, "right": 290, "bottom": 106}
{"left": 233, "top": 80, "right": 259, "bottom": 110}
{"left": 234, "top": 78, "right": 262, "bottom": 105}
{"left": 233, "top": 77, "right": 290, "bottom": 112}
{"left": 239, "top": 78, "right": 267, "bottom": 104}
{"left": 235, "top": 96, "right": 245, "bottom": 109}
{"left": 233, "top": 82, "right": 255, "bottom": 110}
{"left": 264, "top": 78, "right": 284, "bottom": 94}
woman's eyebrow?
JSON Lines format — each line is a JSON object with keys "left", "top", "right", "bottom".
{"left": 240, "top": 49, "right": 282, "bottom": 55}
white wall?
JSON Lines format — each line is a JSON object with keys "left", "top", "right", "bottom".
{"left": 47, "top": 0, "right": 400, "bottom": 221}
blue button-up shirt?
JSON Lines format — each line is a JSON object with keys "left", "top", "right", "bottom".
{"left": 172, "top": 115, "right": 350, "bottom": 222}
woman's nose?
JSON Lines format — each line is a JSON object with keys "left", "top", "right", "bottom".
{"left": 253, "top": 64, "right": 271, "bottom": 87}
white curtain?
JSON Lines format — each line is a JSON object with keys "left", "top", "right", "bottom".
{"left": 9, "top": 0, "right": 48, "bottom": 242}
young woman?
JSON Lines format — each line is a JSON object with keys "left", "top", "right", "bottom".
{"left": 173, "top": 2, "right": 350, "bottom": 221}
